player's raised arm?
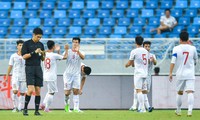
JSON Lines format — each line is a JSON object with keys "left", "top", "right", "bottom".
{"left": 63, "top": 44, "right": 69, "bottom": 59}
{"left": 75, "top": 45, "right": 85, "bottom": 60}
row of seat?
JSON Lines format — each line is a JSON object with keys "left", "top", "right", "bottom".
{"left": 0, "top": 1, "right": 199, "bottom": 10}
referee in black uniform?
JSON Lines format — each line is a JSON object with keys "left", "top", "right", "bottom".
{"left": 21, "top": 28, "right": 45, "bottom": 116}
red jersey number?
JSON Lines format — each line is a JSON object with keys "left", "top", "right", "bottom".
{"left": 45, "top": 58, "right": 51, "bottom": 69}
{"left": 183, "top": 52, "right": 189, "bottom": 65}
{"left": 142, "top": 54, "right": 147, "bottom": 65}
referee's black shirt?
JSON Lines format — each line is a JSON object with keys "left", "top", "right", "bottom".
{"left": 22, "top": 39, "right": 44, "bottom": 66}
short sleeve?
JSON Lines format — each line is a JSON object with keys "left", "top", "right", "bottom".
{"left": 21, "top": 41, "right": 28, "bottom": 56}
{"left": 171, "top": 48, "right": 177, "bottom": 64}
{"left": 129, "top": 50, "right": 135, "bottom": 60}
{"left": 9, "top": 54, "right": 14, "bottom": 66}
{"left": 153, "top": 54, "right": 157, "bottom": 61}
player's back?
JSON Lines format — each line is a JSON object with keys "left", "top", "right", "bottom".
{"left": 131, "top": 47, "right": 149, "bottom": 77}
{"left": 172, "top": 44, "right": 198, "bottom": 80}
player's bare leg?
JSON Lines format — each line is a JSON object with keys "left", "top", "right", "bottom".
{"left": 12, "top": 90, "right": 18, "bottom": 112}
{"left": 175, "top": 91, "right": 183, "bottom": 116}
{"left": 64, "top": 90, "right": 71, "bottom": 112}
{"left": 186, "top": 90, "right": 194, "bottom": 117}
{"left": 136, "top": 89, "right": 145, "bottom": 113}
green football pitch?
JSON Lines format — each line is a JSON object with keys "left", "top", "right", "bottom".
{"left": 0, "top": 110, "right": 199, "bottom": 120}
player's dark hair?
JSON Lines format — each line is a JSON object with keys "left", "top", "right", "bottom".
{"left": 47, "top": 40, "right": 55, "bottom": 49}
{"left": 84, "top": 66, "right": 91, "bottom": 75}
{"left": 33, "top": 27, "right": 43, "bottom": 35}
{"left": 165, "top": 9, "right": 171, "bottom": 13}
{"left": 16, "top": 40, "right": 24, "bottom": 45}
{"left": 135, "top": 36, "right": 144, "bottom": 45}
{"left": 143, "top": 41, "right": 151, "bottom": 47}
{"left": 179, "top": 31, "right": 189, "bottom": 42}
{"left": 72, "top": 37, "right": 81, "bottom": 43}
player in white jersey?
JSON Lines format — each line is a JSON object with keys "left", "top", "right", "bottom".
{"left": 40, "top": 40, "right": 68, "bottom": 112}
{"left": 4, "top": 40, "right": 26, "bottom": 112}
{"left": 129, "top": 41, "right": 157, "bottom": 112}
{"left": 169, "top": 31, "right": 198, "bottom": 117}
{"left": 63, "top": 37, "right": 85, "bottom": 112}
{"left": 125, "top": 36, "right": 149, "bottom": 113}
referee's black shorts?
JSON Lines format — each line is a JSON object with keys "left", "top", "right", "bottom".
{"left": 25, "top": 66, "right": 43, "bottom": 87}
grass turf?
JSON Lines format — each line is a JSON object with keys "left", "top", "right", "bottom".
{"left": 0, "top": 110, "right": 199, "bottom": 120}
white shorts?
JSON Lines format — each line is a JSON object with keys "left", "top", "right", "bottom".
{"left": 12, "top": 80, "right": 27, "bottom": 93}
{"left": 63, "top": 73, "right": 81, "bottom": 90}
{"left": 176, "top": 80, "right": 195, "bottom": 92}
{"left": 134, "top": 76, "right": 147, "bottom": 90}
{"left": 46, "top": 81, "right": 58, "bottom": 93}
{"left": 145, "top": 76, "right": 151, "bottom": 92}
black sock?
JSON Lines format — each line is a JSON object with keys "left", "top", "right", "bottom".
{"left": 24, "top": 95, "right": 31, "bottom": 110}
{"left": 35, "top": 96, "right": 41, "bottom": 112}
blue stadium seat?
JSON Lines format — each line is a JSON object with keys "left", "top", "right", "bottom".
{"left": 187, "top": 25, "right": 199, "bottom": 34}
{"left": 13, "top": 19, "right": 25, "bottom": 26}
{"left": 44, "top": 19, "right": 55, "bottom": 27}
{"left": 87, "top": 1, "right": 99, "bottom": 9}
{"left": 141, "top": 9, "right": 154, "bottom": 18}
{"left": 0, "top": 11, "right": 8, "bottom": 18}
{"left": 50, "top": 34, "right": 64, "bottom": 38}
{"left": 28, "top": 2, "right": 40, "bottom": 10}
{"left": 57, "top": 2, "right": 69, "bottom": 9}
{"left": 112, "top": 10, "right": 124, "bottom": 18}
{"left": 133, "top": 18, "right": 145, "bottom": 26}
{"left": 88, "top": 18, "right": 100, "bottom": 27}
{"left": 185, "top": 9, "right": 197, "bottom": 17}
{"left": 140, "top": 34, "right": 152, "bottom": 38}
{"left": 10, "top": 27, "right": 22, "bottom": 35}
{"left": 95, "top": 55, "right": 106, "bottom": 59}
{"left": 126, "top": 9, "right": 138, "bottom": 18}
{"left": 84, "top": 27, "right": 96, "bottom": 35}
{"left": 42, "top": 27, "right": 52, "bottom": 35}
{"left": 0, "top": 2, "right": 11, "bottom": 10}
{"left": 193, "top": 17, "right": 200, "bottom": 25}
{"left": 146, "top": 1, "right": 158, "bottom": 9}
{"left": 58, "top": 18, "right": 70, "bottom": 26}
{"left": 66, "top": 34, "right": 77, "bottom": 38}
{"left": 99, "top": 27, "right": 111, "bottom": 35}
{"left": 28, "top": 18, "right": 41, "bottom": 26}
{"left": 168, "top": 34, "right": 179, "bottom": 38}
{"left": 85, "top": 55, "right": 95, "bottom": 59}
{"left": 24, "top": 27, "right": 35, "bottom": 34}
{"left": 110, "top": 35, "right": 122, "bottom": 38}
{"left": 154, "top": 34, "right": 166, "bottom": 38}
{"left": 114, "top": 27, "right": 126, "bottom": 35}
{"left": 118, "top": 18, "right": 130, "bottom": 26}
{"left": 69, "top": 27, "right": 81, "bottom": 35}
{"left": 103, "top": 18, "right": 115, "bottom": 26}
{"left": 124, "top": 34, "right": 136, "bottom": 38}
{"left": 149, "top": 17, "right": 160, "bottom": 26}
{"left": 98, "top": 10, "right": 110, "bottom": 18}
{"left": 13, "top": 2, "right": 25, "bottom": 10}
{"left": 156, "top": 9, "right": 165, "bottom": 16}
{"left": 95, "top": 34, "right": 108, "bottom": 38}
{"left": 173, "top": 26, "right": 184, "bottom": 34}
{"left": 10, "top": 11, "right": 23, "bottom": 18}
{"left": 43, "top": 2, "right": 55, "bottom": 10}
{"left": 25, "top": 11, "right": 37, "bottom": 18}
{"left": 54, "top": 27, "right": 67, "bottom": 35}
{"left": 21, "top": 34, "right": 32, "bottom": 38}
{"left": 6, "top": 35, "right": 20, "bottom": 38}
{"left": 54, "top": 10, "right": 66, "bottom": 18}
{"left": 68, "top": 10, "right": 80, "bottom": 18}
{"left": 175, "top": 1, "right": 188, "bottom": 8}
{"left": 72, "top": 1, "right": 84, "bottom": 9}
{"left": 178, "top": 17, "right": 190, "bottom": 26}
{"left": 111, "top": 53, "right": 124, "bottom": 59}
{"left": 145, "top": 26, "right": 157, "bottom": 34}
{"left": 131, "top": 1, "right": 143, "bottom": 9}
{"left": 171, "top": 9, "right": 182, "bottom": 18}
{"left": 83, "top": 10, "right": 95, "bottom": 18}
{"left": 80, "top": 35, "right": 93, "bottom": 38}
{"left": 40, "top": 10, "right": 52, "bottom": 18}
{"left": 160, "top": 1, "right": 172, "bottom": 9}
{"left": 116, "top": 1, "right": 128, "bottom": 9}
{"left": 0, "top": 27, "right": 7, "bottom": 35}
{"left": 130, "top": 26, "right": 142, "bottom": 35}
{"left": 190, "top": 0, "right": 200, "bottom": 8}
{"left": 73, "top": 18, "right": 85, "bottom": 26}
{"left": 0, "top": 19, "right": 10, "bottom": 26}
{"left": 101, "top": 1, "right": 113, "bottom": 9}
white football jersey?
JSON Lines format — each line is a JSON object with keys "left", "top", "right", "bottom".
{"left": 148, "top": 53, "right": 156, "bottom": 76}
{"left": 129, "top": 47, "right": 149, "bottom": 77}
{"left": 43, "top": 52, "right": 63, "bottom": 81}
{"left": 171, "top": 44, "right": 198, "bottom": 80}
{"left": 9, "top": 53, "right": 26, "bottom": 81}
{"left": 63, "top": 49, "right": 85, "bottom": 75}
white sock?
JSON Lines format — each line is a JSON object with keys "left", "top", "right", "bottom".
{"left": 12, "top": 93, "right": 17, "bottom": 108}
{"left": 18, "top": 95, "right": 25, "bottom": 111}
{"left": 188, "top": 93, "right": 194, "bottom": 112}
{"left": 137, "top": 92, "right": 144, "bottom": 111}
{"left": 65, "top": 95, "right": 70, "bottom": 105}
{"left": 144, "top": 94, "right": 150, "bottom": 109}
{"left": 176, "top": 94, "right": 182, "bottom": 111}
{"left": 45, "top": 94, "right": 54, "bottom": 109}
{"left": 43, "top": 93, "right": 49, "bottom": 105}
{"left": 132, "top": 89, "right": 137, "bottom": 109}
{"left": 73, "top": 95, "right": 79, "bottom": 110}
